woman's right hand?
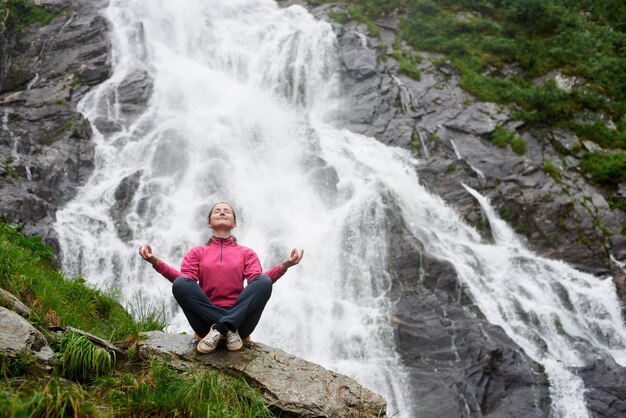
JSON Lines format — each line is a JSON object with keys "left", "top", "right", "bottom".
{"left": 138, "top": 244, "right": 159, "bottom": 265}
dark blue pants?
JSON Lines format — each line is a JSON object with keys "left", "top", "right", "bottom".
{"left": 171, "top": 275, "right": 272, "bottom": 338}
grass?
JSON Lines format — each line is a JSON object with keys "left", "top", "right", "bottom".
{"left": 94, "top": 360, "right": 275, "bottom": 417}
{"left": 57, "top": 332, "right": 115, "bottom": 382}
{"left": 391, "top": 43, "right": 422, "bottom": 80}
{"left": 0, "top": 222, "right": 166, "bottom": 342}
{"left": 542, "top": 160, "right": 562, "bottom": 183}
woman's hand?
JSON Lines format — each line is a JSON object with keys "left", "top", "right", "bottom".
{"left": 280, "top": 248, "right": 304, "bottom": 271}
{"left": 138, "top": 244, "right": 159, "bottom": 265}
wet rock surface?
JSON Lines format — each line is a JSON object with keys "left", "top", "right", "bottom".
{"left": 138, "top": 331, "right": 387, "bottom": 418}
{"left": 385, "top": 200, "right": 550, "bottom": 417}
{"left": 577, "top": 360, "right": 626, "bottom": 418}
{"left": 0, "top": 0, "right": 111, "bottom": 255}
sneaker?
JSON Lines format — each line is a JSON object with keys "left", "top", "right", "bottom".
{"left": 226, "top": 329, "right": 243, "bottom": 351}
{"left": 197, "top": 324, "right": 223, "bottom": 353}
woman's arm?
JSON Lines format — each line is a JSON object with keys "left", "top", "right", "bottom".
{"left": 138, "top": 244, "right": 186, "bottom": 283}
{"left": 264, "top": 248, "right": 305, "bottom": 280}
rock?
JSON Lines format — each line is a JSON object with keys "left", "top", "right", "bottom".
{"left": 138, "top": 331, "right": 387, "bottom": 418}
{"left": 0, "top": 288, "right": 32, "bottom": 317}
{"left": 0, "top": 307, "right": 54, "bottom": 363}
{"left": 577, "top": 360, "right": 626, "bottom": 418}
{"left": 109, "top": 170, "right": 143, "bottom": 241}
{"left": 384, "top": 198, "right": 550, "bottom": 417}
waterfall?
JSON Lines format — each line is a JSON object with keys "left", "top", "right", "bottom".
{"left": 54, "top": 1, "right": 626, "bottom": 417}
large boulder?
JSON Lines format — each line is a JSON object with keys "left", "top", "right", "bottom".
{"left": 138, "top": 331, "right": 387, "bottom": 418}
{"left": 0, "top": 307, "right": 54, "bottom": 363}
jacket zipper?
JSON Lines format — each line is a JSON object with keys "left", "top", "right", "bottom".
{"left": 220, "top": 239, "right": 223, "bottom": 263}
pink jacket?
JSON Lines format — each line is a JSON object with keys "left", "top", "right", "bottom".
{"left": 153, "top": 235, "right": 286, "bottom": 307}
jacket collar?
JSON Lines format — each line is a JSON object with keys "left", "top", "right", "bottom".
{"left": 208, "top": 235, "right": 237, "bottom": 246}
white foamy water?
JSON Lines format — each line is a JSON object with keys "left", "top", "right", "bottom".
{"left": 54, "top": 1, "right": 626, "bottom": 417}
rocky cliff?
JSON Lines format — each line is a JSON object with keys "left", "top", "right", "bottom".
{"left": 0, "top": 0, "right": 110, "bottom": 256}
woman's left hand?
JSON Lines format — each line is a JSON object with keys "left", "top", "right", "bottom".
{"left": 280, "top": 248, "right": 304, "bottom": 271}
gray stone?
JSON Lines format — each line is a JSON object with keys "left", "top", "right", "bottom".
{"left": 0, "top": 288, "right": 32, "bottom": 317}
{"left": 577, "top": 360, "right": 626, "bottom": 418}
{"left": 138, "top": 331, "right": 387, "bottom": 418}
{"left": 384, "top": 198, "right": 550, "bottom": 418}
{"left": 0, "top": 307, "right": 54, "bottom": 363}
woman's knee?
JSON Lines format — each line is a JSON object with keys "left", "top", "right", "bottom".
{"left": 251, "top": 274, "right": 272, "bottom": 296}
{"left": 172, "top": 276, "right": 195, "bottom": 298}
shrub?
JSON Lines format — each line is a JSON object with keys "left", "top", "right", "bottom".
{"left": 581, "top": 151, "right": 626, "bottom": 186}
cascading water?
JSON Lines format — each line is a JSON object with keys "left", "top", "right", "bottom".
{"left": 54, "top": 1, "right": 626, "bottom": 417}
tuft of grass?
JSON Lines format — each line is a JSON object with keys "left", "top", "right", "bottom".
{"left": 57, "top": 332, "right": 115, "bottom": 382}
{"left": 0, "top": 222, "right": 167, "bottom": 342}
{"left": 542, "top": 160, "right": 562, "bottom": 183}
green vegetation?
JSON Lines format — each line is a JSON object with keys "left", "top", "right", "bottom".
{"left": 392, "top": 43, "right": 422, "bottom": 80}
{"left": 542, "top": 159, "right": 562, "bottom": 183}
{"left": 0, "top": 222, "right": 166, "bottom": 342}
{"left": 580, "top": 151, "right": 626, "bottom": 186}
{"left": 95, "top": 361, "right": 275, "bottom": 417}
{"left": 321, "top": 0, "right": 626, "bottom": 154}
{"left": 446, "top": 161, "right": 457, "bottom": 174}
{"left": 57, "top": 332, "right": 115, "bottom": 382}
{"left": 490, "top": 125, "right": 526, "bottom": 154}
{"left": 0, "top": 0, "right": 60, "bottom": 37}
{"left": 327, "top": 9, "right": 349, "bottom": 24}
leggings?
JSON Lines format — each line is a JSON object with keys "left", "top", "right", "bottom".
{"left": 171, "top": 274, "right": 272, "bottom": 338}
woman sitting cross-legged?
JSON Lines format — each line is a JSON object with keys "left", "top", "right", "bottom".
{"left": 138, "top": 202, "right": 304, "bottom": 353}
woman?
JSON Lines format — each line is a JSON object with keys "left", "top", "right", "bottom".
{"left": 138, "top": 202, "right": 304, "bottom": 353}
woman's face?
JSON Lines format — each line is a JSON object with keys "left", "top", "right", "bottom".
{"left": 209, "top": 203, "right": 236, "bottom": 231}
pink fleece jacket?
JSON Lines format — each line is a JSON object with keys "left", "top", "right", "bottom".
{"left": 153, "top": 235, "right": 286, "bottom": 308}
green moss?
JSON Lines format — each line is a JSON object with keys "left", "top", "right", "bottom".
{"left": 411, "top": 131, "right": 421, "bottom": 155}
{"left": 391, "top": 44, "right": 421, "bottom": 80}
{"left": 446, "top": 162, "right": 458, "bottom": 174}
{"left": 501, "top": 204, "right": 511, "bottom": 221}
